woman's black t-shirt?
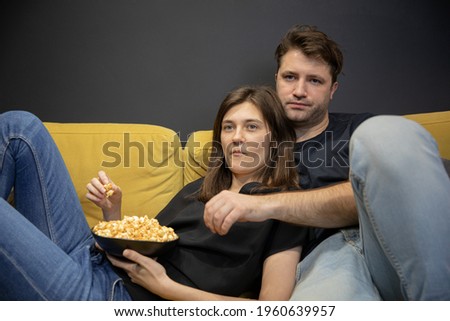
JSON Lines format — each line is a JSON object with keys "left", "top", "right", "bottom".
{"left": 119, "top": 179, "right": 308, "bottom": 300}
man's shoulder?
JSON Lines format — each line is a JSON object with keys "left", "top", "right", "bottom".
{"left": 328, "top": 112, "right": 374, "bottom": 132}
{"left": 329, "top": 112, "right": 374, "bottom": 124}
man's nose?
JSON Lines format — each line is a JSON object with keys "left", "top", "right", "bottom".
{"left": 293, "top": 79, "right": 307, "bottom": 98}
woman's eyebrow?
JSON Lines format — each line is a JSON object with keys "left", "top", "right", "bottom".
{"left": 222, "top": 118, "right": 264, "bottom": 123}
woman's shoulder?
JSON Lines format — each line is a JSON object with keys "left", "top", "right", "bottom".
{"left": 182, "top": 178, "right": 204, "bottom": 193}
{"left": 156, "top": 178, "right": 204, "bottom": 224}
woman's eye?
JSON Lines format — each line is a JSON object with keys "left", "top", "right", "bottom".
{"left": 223, "top": 124, "right": 233, "bottom": 131}
{"left": 247, "top": 124, "right": 258, "bottom": 130}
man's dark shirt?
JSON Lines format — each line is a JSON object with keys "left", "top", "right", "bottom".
{"left": 294, "top": 112, "right": 373, "bottom": 258}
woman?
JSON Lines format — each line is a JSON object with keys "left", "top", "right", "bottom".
{"left": 0, "top": 85, "right": 306, "bottom": 300}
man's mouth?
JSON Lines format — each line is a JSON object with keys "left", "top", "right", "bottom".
{"left": 286, "top": 101, "right": 311, "bottom": 109}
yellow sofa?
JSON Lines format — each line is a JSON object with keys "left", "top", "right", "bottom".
{"left": 44, "top": 110, "right": 450, "bottom": 227}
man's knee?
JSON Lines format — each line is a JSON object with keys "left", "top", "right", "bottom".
{"left": 350, "top": 115, "right": 437, "bottom": 169}
{"left": 353, "top": 115, "right": 432, "bottom": 150}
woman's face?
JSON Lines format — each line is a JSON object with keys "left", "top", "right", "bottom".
{"left": 220, "top": 101, "right": 271, "bottom": 181}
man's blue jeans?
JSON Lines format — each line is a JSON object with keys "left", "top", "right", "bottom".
{"left": 0, "top": 111, "right": 131, "bottom": 300}
{"left": 291, "top": 116, "right": 450, "bottom": 300}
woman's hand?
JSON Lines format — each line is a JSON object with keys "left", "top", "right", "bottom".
{"left": 108, "top": 250, "right": 255, "bottom": 301}
{"left": 86, "top": 170, "right": 122, "bottom": 221}
{"left": 107, "top": 250, "right": 173, "bottom": 298}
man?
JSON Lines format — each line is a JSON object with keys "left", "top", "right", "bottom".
{"left": 204, "top": 25, "right": 450, "bottom": 300}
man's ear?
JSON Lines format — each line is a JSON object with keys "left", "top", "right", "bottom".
{"left": 330, "top": 82, "right": 339, "bottom": 100}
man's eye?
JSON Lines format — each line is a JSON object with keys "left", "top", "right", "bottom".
{"left": 310, "top": 78, "right": 322, "bottom": 85}
{"left": 283, "top": 75, "right": 296, "bottom": 81}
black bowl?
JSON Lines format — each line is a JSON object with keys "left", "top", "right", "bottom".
{"left": 92, "top": 232, "right": 178, "bottom": 258}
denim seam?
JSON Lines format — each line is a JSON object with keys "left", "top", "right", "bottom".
{"left": 11, "top": 134, "right": 57, "bottom": 243}
{"left": 0, "top": 247, "right": 49, "bottom": 300}
{"left": 110, "top": 278, "right": 123, "bottom": 301}
{"left": 352, "top": 173, "right": 412, "bottom": 300}
{"left": 342, "top": 233, "right": 363, "bottom": 256}
{"left": 295, "top": 261, "right": 302, "bottom": 282}
{"left": 1, "top": 134, "right": 54, "bottom": 300}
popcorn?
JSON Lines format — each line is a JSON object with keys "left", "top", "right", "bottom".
{"left": 103, "top": 183, "right": 114, "bottom": 198}
{"left": 92, "top": 215, "right": 178, "bottom": 242}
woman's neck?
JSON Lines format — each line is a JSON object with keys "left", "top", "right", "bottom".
{"left": 229, "top": 174, "right": 261, "bottom": 192}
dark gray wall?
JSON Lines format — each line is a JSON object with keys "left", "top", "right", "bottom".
{"left": 1, "top": 0, "right": 449, "bottom": 140}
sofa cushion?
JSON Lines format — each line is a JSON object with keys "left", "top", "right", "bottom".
{"left": 183, "top": 130, "right": 213, "bottom": 185}
{"left": 45, "top": 122, "right": 184, "bottom": 227}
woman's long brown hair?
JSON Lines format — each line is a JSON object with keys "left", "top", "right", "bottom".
{"left": 197, "top": 85, "right": 299, "bottom": 202}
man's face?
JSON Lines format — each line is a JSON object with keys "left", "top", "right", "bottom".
{"left": 275, "top": 49, "right": 338, "bottom": 128}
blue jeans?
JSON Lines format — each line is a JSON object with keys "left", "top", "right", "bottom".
{"left": 0, "top": 111, "right": 132, "bottom": 300}
{"left": 291, "top": 116, "right": 450, "bottom": 300}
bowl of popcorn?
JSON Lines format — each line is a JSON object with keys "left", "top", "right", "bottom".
{"left": 92, "top": 215, "right": 179, "bottom": 258}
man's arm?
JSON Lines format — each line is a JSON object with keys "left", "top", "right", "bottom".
{"left": 204, "top": 181, "right": 357, "bottom": 235}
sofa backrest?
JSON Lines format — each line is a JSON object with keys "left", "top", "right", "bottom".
{"left": 183, "top": 111, "right": 450, "bottom": 181}
{"left": 404, "top": 110, "right": 450, "bottom": 159}
{"left": 44, "top": 110, "right": 449, "bottom": 227}
{"left": 44, "top": 122, "right": 184, "bottom": 227}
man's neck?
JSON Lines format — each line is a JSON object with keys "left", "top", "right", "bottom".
{"left": 295, "top": 115, "right": 329, "bottom": 142}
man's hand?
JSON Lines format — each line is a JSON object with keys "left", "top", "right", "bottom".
{"left": 203, "top": 190, "right": 269, "bottom": 235}
{"left": 204, "top": 181, "right": 358, "bottom": 233}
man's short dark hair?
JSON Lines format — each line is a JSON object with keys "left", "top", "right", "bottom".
{"left": 275, "top": 25, "right": 343, "bottom": 83}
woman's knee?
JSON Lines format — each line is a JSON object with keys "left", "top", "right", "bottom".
{"left": 1, "top": 110, "right": 44, "bottom": 134}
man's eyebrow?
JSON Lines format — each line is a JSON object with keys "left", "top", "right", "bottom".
{"left": 280, "top": 70, "right": 297, "bottom": 74}
{"left": 308, "top": 73, "right": 325, "bottom": 79}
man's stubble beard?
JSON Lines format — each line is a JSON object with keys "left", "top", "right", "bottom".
{"left": 285, "top": 105, "right": 328, "bottom": 129}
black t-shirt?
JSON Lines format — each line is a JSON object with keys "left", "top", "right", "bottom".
{"left": 120, "top": 179, "right": 308, "bottom": 300}
{"left": 296, "top": 112, "right": 373, "bottom": 258}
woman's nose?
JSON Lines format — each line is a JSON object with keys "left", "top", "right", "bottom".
{"left": 232, "top": 128, "right": 244, "bottom": 143}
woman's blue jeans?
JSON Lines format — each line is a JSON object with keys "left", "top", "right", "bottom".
{"left": 0, "top": 111, "right": 131, "bottom": 300}
{"left": 291, "top": 116, "right": 450, "bottom": 300}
